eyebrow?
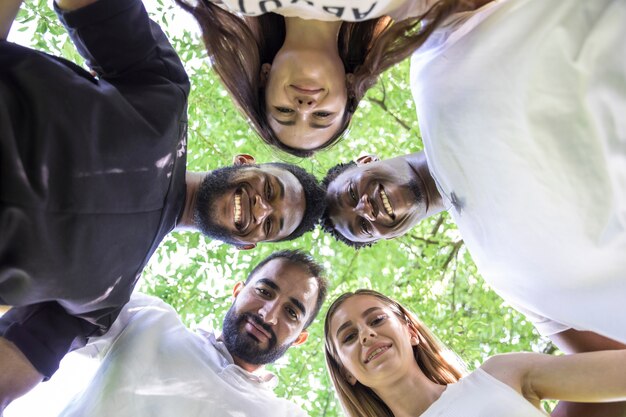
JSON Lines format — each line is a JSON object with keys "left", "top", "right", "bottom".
{"left": 310, "top": 122, "right": 333, "bottom": 129}
{"left": 335, "top": 306, "right": 381, "bottom": 339}
{"left": 257, "top": 278, "right": 307, "bottom": 318}
{"left": 272, "top": 116, "right": 295, "bottom": 127}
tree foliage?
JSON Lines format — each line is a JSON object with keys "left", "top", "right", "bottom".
{"left": 13, "top": 1, "right": 554, "bottom": 415}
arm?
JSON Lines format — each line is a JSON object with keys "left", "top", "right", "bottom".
{"left": 482, "top": 350, "right": 626, "bottom": 406}
{"left": 55, "top": 0, "right": 98, "bottom": 11}
{"left": 0, "top": 0, "right": 22, "bottom": 40}
{"left": 0, "top": 337, "right": 44, "bottom": 413}
{"left": 549, "top": 330, "right": 626, "bottom": 417}
{"left": 0, "top": 303, "right": 99, "bottom": 411}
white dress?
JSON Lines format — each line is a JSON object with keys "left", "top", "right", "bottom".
{"left": 410, "top": 0, "right": 626, "bottom": 342}
{"left": 207, "top": 0, "right": 433, "bottom": 21}
{"left": 422, "top": 368, "right": 547, "bottom": 417}
{"left": 57, "top": 294, "right": 308, "bottom": 417}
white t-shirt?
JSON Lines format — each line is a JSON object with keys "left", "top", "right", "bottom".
{"left": 423, "top": 368, "right": 547, "bottom": 417}
{"left": 411, "top": 0, "right": 626, "bottom": 342}
{"left": 57, "top": 294, "right": 308, "bottom": 417}
{"left": 207, "top": 0, "right": 433, "bottom": 21}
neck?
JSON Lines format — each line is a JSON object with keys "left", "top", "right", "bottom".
{"left": 405, "top": 152, "right": 445, "bottom": 216}
{"left": 371, "top": 365, "right": 446, "bottom": 417}
{"left": 232, "top": 356, "right": 262, "bottom": 373}
{"left": 176, "top": 171, "right": 205, "bottom": 230}
{"left": 283, "top": 17, "right": 342, "bottom": 51}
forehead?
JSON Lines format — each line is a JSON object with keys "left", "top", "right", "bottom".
{"left": 330, "top": 295, "right": 389, "bottom": 334}
{"left": 257, "top": 165, "right": 306, "bottom": 238}
{"left": 248, "top": 258, "right": 319, "bottom": 310}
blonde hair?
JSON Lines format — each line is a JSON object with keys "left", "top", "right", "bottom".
{"left": 324, "top": 289, "right": 466, "bottom": 417}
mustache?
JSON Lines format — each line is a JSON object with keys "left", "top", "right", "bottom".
{"left": 240, "top": 312, "right": 277, "bottom": 342}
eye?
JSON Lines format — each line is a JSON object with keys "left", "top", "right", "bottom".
{"left": 264, "top": 180, "right": 272, "bottom": 200}
{"left": 342, "top": 331, "right": 357, "bottom": 344}
{"left": 314, "top": 111, "right": 331, "bottom": 118}
{"left": 256, "top": 287, "right": 271, "bottom": 298}
{"left": 348, "top": 183, "right": 357, "bottom": 202}
{"left": 276, "top": 106, "right": 294, "bottom": 114}
{"left": 370, "top": 314, "right": 387, "bottom": 326}
{"left": 286, "top": 307, "right": 298, "bottom": 321}
{"left": 264, "top": 217, "right": 272, "bottom": 237}
{"left": 359, "top": 217, "right": 371, "bottom": 236}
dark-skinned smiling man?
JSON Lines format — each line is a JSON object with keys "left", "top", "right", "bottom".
{"left": 322, "top": 151, "right": 626, "bottom": 417}
{"left": 0, "top": 0, "right": 324, "bottom": 410}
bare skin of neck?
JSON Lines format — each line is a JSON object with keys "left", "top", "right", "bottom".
{"left": 405, "top": 152, "right": 446, "bottom": 217}
{"left": 283, "top": 17, "right": 342, "bottom": 53}
{"left": 176, "top": 172, "right": 204, "bottom": 229}
{"left": 370, "top": 362, "right": 447, "bottom": 417}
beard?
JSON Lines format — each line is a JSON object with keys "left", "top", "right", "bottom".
{"left": 222, "top": 305, "right": 292, "bottom": 366}
{"left": 407, "top": 179, "right": 422, "bottom": 204}
{"left": 193, "top": 165, "right": 248, "bottom": 245}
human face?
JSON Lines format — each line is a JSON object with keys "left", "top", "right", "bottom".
{"left": 222, "top": 258, "right": 319, "bottom": 367}
{"left": 326, "top": 157, "right": 427, "bottom": 243}
{"left": 196, "top": 165, "right": 305, "bottom": 246}
{"left": 264, "top": 48, "right": 348, "bottom": 151}
{"left": 329, "top": 295, "right": 417, "bottom": 388}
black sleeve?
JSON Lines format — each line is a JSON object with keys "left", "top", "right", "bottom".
{"left": 55, "top": 0, "right": 189, "bottom": 91}
{"left": 0, "top": 303, "right": 100, "bottom": 379}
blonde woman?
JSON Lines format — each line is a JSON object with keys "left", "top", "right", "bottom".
{"left": 324, "top": 289, "right": 626, "bottom": 417}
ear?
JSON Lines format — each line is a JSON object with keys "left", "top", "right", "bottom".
{"left": 345, "top": 73, "right": 354, "bottom": 89}
{"left": 355, "top": 154, "right": 379, "bottom": 165}
{"left": 260, "top": 63, "right": 271, "bottom": 87}
{"left": 408, "top": 325, "right": 421, "bottom": 347}
{"left": 236, "top": 243, "right": 256, "bottom": 251}
{"left": 292, "top": 330, "right": 309, "bottom": 346}
{"left": 343, "top": 370, "right": 357, "bottom": 386}
{"left": 232, "top": 281, "right": 245, "bottom": 298}
{"left": 233, "top": 154, "right": 256, "bottom": 166}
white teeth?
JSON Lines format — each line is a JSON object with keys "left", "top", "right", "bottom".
{"left": 234, "top": 194, "right": 241, "bottom": 225}
{"left": 380, "top": 189, "right": 394, "bottom": 217}
{"left": 366, "top": 346, "right": 388, "bottom": 363}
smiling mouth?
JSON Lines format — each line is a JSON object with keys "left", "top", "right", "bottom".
{"left": 234, "top": 188, "right": 243, "bottom": 230}
{"left": 364, "top": 345, "right": 391, "bottom": 364}
{"left": 380, "top": 188, "right": 395, "bottom": 219}
{"left": 246, "top": 317, "right": 272, "bottom": 342}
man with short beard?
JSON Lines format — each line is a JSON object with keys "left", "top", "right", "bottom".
{"left": 0, "top": 0, "right": 324, "bottom": 409}
{"left": 7, "top": 250, "right": 328, "bottom": 417}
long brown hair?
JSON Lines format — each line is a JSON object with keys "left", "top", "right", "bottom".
{"left": 324, "top": 289, "right": 466, "bottom": 417}
{"left": 175, "top": 0, "right": 487, "bottom": 157}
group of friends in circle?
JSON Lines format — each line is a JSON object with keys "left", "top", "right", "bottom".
{"left": 1, "top": 0, "right": 625, "bottom": 416}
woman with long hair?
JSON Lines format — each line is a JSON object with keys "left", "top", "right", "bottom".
{"left": 174, "top": 0, "right": 493, "bottom": 156}
{"left": 324, "top": 289, "right": 626, "bottom": 416}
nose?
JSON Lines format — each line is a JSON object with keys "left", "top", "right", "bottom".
{"left": 355, "top": 194, "right": 376, "bottom": 222}
{"left": 259, "top": 301, "right": 279, "bottom": 326}
{"left": 294, "top": 95, "right": 318, "bottom": 110}
{"left": 359, "top": 326, "right": 377, "bottom": 345}
{"left": 253, "top": 194, "right": 273, "bottom": 224}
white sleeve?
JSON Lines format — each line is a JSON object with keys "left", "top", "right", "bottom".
{"left": 507, "top": 302, "right": 572, "bottom": 337}
{"left": 75, "top": 292, "right": 171, "bottom": 358}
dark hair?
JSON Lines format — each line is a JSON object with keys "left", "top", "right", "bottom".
{"left": 319, "top": 161, "right": 372, "bottom": 249}
{"left": 175, "top": 0, "right": 484, "bottom": 156}
{"left": 267, "top": 162, "right": 325, "bottom": 242}
{"left": 247, "top": 249, "right": 328, "bottom": 328}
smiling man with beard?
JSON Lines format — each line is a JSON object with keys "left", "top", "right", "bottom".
{"left": 6, "top": 250, "right": 328, "bottom": 417}
{"left": 0, "top": 0, "right": 324, "bottom": 409}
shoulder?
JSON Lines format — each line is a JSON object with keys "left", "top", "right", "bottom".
{"left": 480, "top": 353, "right": 537, "bottom": 392}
